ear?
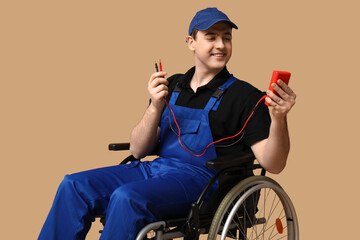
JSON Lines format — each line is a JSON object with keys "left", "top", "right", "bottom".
{"left": 186, "top": 36, "right": 195, "bottom": 52}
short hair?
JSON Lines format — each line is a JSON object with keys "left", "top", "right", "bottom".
{"left": 186, "top": 29, "right": 199, "bottom": 43}
{"left": 191, "top": 29, "right": 199, "bottom": 40}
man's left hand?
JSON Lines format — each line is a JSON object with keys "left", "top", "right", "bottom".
{"left": 265, "top": 79, "right": 296, "bottom": 119}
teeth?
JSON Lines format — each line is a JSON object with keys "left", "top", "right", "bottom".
{"left": 213, "top": 54, "right": 225, "bottom": 57}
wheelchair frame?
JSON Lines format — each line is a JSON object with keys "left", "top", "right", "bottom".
{"left": 99, "top": 143, "right": 299, "bottom": 240}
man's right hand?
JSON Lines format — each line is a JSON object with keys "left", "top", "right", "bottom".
{"left": 148, "top": 71, "right": 168, "bottom": 111}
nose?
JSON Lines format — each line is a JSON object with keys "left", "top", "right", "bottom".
{"left": 215, "top": 38, "right": 225, "bottom": 49}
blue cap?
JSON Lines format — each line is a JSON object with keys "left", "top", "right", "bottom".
{"left": 188, "top": 7, "right": 238, "bottom": 36}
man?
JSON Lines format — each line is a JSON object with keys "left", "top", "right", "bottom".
{"left": 39, "top": 7, "right": 295, "bottom": 240}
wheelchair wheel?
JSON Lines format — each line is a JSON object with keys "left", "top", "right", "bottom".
{"left": 207, "top": 176, "right": 299, "bottom": 240}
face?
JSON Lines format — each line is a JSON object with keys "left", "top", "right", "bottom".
{"left": 187, "top": 21, "right": 233, "bottom": 73}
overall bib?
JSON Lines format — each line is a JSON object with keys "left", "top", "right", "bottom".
{"left": 38, "top": 77, "right": 237, "bottom": 240}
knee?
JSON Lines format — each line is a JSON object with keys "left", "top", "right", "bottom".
{"left": 58, "top": 173, "right": 87, "bottom": 196}
{"left": 55, "top": 174, "right": 75, "bottom": 196}
{"left": 110, "top": 184, "right": 141, "bottom": 206}
{"left": 59, "top": 173, "right": 78, "bottom": 187}
{"left": 108, "top": 184, "right": 151, "bottom": 216}
{"left": 55, "top": 174, "right": 97, "bottom": 212}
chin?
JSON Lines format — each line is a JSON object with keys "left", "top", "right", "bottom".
{"left": 213, "top": 58, "right": 230, "bottom": 68}
{"left": 210, "top": 62, "right": 227, "bottom": 71}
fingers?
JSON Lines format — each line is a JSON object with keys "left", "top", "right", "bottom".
{"left": 277, "top": 79, "right": 296, "bottom": 100}
{"left": 266, "top": 79, "right": 296, "bottom": 117}
{"left": 266, "top": 89, "right": 282, "bottom": 105}
{"left": 148, "top": 71, "right": 168, "bottom": 110}
{"left": 268, "top": 80, "right": 296, "bottom": 103}
{"left": 149, "top": 77, "right": 168, "bottom": 90}
{"left": 151, "top": 83, "right": 169, "bottom": 98}
{"left": 149, "top": 71, "right": 167, "bottom": 83}
{"left": 149, "top": 71, "right": 167, "bottom": 87}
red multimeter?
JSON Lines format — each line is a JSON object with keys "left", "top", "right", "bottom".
{"left": 265, "top": 70, "right": 291, "bottom": 106}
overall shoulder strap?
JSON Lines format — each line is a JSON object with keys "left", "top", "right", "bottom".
{"left": 211, "top": 76, "right": 238, "bottom": 99}
{"left": 169, "top": 82, "right": 183, "bottom": 105}
{"left": 204, "top": 76, "right": 238, "bottom": 111}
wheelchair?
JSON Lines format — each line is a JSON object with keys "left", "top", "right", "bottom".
{"left": 99, "top": 142, "right": 299, "bottom": 240}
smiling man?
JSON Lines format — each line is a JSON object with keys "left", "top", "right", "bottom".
{"left": 39, "top": 7, "right": 296, "bottom": 240}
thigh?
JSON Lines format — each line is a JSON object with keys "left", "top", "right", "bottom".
{"left": 64, "top": 161, "right": 147, "bottom": 215}
{"left": 111, "top": 171, "right": 210, "bottom": 220}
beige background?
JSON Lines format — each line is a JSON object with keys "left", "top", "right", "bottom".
{"left": 1, "top": 0, "right": 359, "bottom": 239}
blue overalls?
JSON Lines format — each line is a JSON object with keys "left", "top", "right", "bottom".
{"left": 38, "top": 77, "right": 237, "bottom": 240}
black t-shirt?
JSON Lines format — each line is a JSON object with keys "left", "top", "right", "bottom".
{"left": 164, "top": 66, "right": 271, "bottom": 158}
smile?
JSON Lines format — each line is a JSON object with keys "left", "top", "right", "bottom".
{"left": 212, "top": 53, "right": 226, "bottom": 57}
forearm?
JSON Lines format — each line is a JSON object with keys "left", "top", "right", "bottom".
{"left": 130, "top": 104, "right": 162, "bottom": 159}
{"left": 130, "top": 71, "right": 168, "bottom": 159}
{"left": 257, "top": 78, "right": 295, "bottom": 173}
{"left": 262, "top": 117, "right": 290, "bottom": 174}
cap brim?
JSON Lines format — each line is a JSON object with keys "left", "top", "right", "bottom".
{"left": 196, "top": 19, "right": 238, "bottom": 31}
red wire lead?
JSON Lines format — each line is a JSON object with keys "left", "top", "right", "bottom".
{"left": 155, "top": 60, "right": 266, "bottom": 157}
{"left": 166, "top": 95, "right": 266, "bottom": 157}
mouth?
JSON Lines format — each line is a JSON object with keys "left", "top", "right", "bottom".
{"left": 211, "top": 53, "right": 226, "bottom": 58}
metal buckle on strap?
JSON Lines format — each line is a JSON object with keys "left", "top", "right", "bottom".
{"left": 212, "top": 86, "right": 226, "bottom": 99}
{"left": 174, "top": 82, "right": 182, "bottom": 92}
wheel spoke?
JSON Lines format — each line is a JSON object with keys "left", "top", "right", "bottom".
{"left": 257, "top": 215, "right": 287, "bottom": 239}
{"left": 208, "top": 176, "right": 298, "bottom": 240}
{"left": 262, "top": 194, "right": 281, "bottom": 235}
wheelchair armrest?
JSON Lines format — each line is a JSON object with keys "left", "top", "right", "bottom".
{"left": 206, "top": 152, "right": 256, "bottom": 170}
{"left": 108, "top": 143, "right": 130, "bottom": 151}
{"left": 108, "top": 142, "right": 160, "bottom": 156}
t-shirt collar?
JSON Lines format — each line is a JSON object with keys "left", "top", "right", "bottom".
{"left": 181, "top": 66, "right": 231, "bottom": 91}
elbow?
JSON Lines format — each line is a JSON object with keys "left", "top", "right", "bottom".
{"left": 257, "top": 153, "right": 287, "bottom": 174}
{"left": 130, "top": 151, "right": 143, "bottom": 160}
{"left": 131, "top": 152, "right": 141, "bottom": 160}
{"left": 260, "top": 147, "right": 289, "bottom": 174}
{"left": 129, "top": 134, "right": 146, "bottom": 159}
{"left": 129, "top": 145, "right": 144, "bottom": 160}
{"left": 265, "top": 161, "right": 287, "bottom": 174}
{"left": 267, "top": 166, "right": 285, "bottom": 174}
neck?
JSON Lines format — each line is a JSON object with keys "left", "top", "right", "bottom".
{"left": 190, "top": 67, "right": 223, "bottom": 92}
